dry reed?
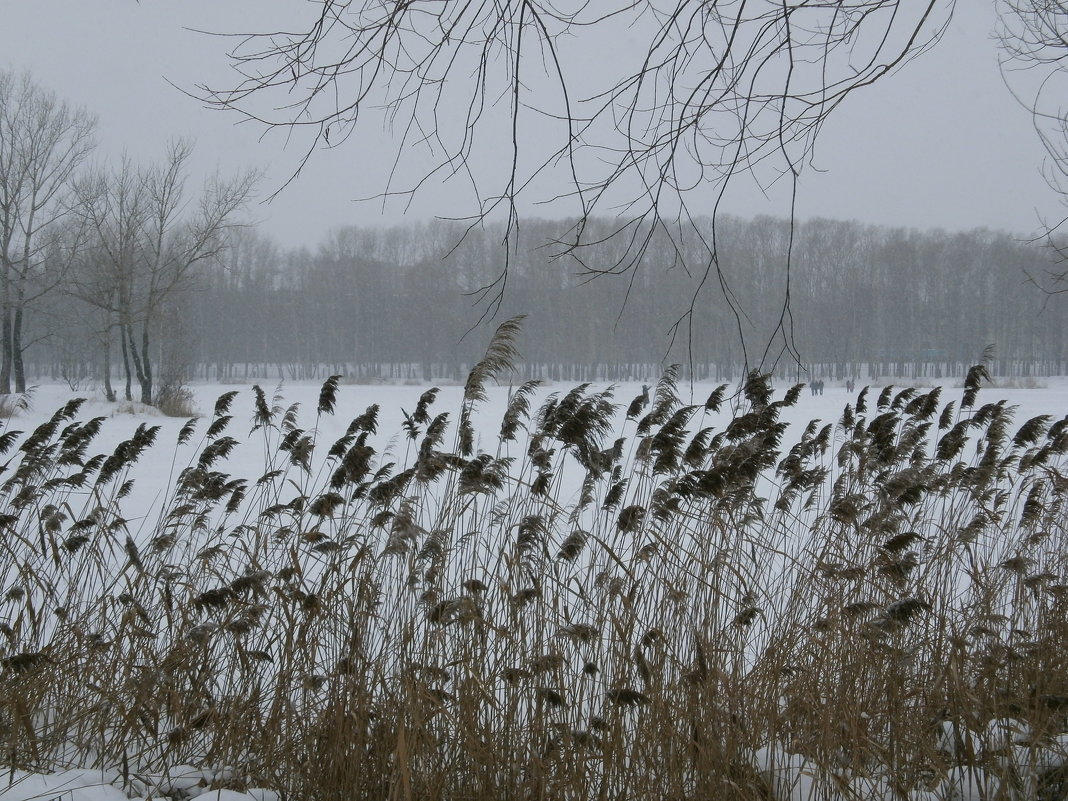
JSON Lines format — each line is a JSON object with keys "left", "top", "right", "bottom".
{"left": 1, "top": 321, "right": 1067, "bottom": 800}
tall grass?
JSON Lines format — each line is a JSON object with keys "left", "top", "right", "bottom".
{"left": 1, "top": 322, "right": 1067, "bottom": 800}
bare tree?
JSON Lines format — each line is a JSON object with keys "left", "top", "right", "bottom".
{"left": 199, "top": 1, "right": 951, "bottom": 366}
{"left": 71, "top": 156, "right": 149, "bottom": 402}
{"left": 997, "top": 0, "right": 1068, "bottom": 286}
{"left": 0, "top": 70, "right": 96, "bottom": 393}
{"left": 72, "top": 140, "right": 258, "bottom": 405}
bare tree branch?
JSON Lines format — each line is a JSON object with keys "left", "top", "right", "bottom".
{"left": 198, "top": 1, "right": 954, "bottom": 372}
{"left": 71, "top": 141, "right": 259, "bottom": 404}
{"left": 0, "top": 69, "right": 97, "bottom": 393}
{"left": 997, "top": 0, "right": 1068, "bottom": 284}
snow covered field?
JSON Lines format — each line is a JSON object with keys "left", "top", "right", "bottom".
{"left": 2, "top": 373, "right": 1068, "bottom": 801}
{"left": 7, "top": 375, "right": 1068, "bottom": 527}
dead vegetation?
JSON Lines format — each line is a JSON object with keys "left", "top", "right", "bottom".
{"left": 1, "top": 320, "right": 1067, "bottom": 800}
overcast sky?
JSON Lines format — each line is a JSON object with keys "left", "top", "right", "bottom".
{"left": 0, "top": 2, "right": 1061, "bottom": 249}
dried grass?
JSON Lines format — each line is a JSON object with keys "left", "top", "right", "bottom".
{"left": 1, "top": 320, "right": 1067, "bottom": 800}
{"left": 0, "top": 387, "right": 34, "bottom": 418}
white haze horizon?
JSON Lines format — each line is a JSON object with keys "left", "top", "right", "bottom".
{"left": 0, "top": 2, "right": 1063, "bottom": 250}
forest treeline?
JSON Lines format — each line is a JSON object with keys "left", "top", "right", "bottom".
{"left": 36, "top": 215, "right": 1068, "bottom": 389}
{"left": 2, "top": 69, "right": 1064, "bottom": 396}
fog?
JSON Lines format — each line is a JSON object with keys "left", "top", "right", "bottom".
{"left": 0, "top": 2, "right": 1059, "bottom": 247}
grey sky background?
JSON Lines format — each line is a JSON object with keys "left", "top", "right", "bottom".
{"left": 0, "top": 2, "right": 1060, "bottom": 249}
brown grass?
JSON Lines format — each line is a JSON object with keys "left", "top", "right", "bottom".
{"left": 1, "top": 323, "right": 1067, "bottom": 800}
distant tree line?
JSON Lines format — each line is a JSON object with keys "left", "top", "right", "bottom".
{"left": 5, "top": 68, "right": 1068, "bottom": 402}
{"left": 26, "top": 214, "right": 1068, "bottom": 390}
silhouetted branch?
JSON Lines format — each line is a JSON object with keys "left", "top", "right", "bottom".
{"left": 998, "top": 0, "right": 1068, "bottom": 280}
{"left": 199, "top": 1, "right": 952, "bottom": 369}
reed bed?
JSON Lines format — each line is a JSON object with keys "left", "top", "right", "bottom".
{"left": 1, "top": 319, "right": 1067, "bottom": 801}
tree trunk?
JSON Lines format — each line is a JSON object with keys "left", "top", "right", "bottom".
{"left": 0, "top": 307, "right": 11, "bottom": 396}
{"left": 120, "top": 324, "right": 132, "bottom": 402}
{"left": 12, "top": 304, "right": 25, "bottom": 393}
{"left": 126, "top": 322, "right": 152, "bottom": 405}
{"left": 139, "top": 321, "right": 153, "bottom": 405}
{"left": 102, "top": 328, "right": 116, "bottom": 403}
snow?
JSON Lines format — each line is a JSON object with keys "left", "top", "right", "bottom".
{"left": 0, "top": 769, "right": 131, "bottom": 801}
{"left": 10, "top": 375, "right": 1068, "bottom": 532}
{"left": 0, "top": 766, "right": 279, "bottom": 801}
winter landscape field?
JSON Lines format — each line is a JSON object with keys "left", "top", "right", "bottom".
{"left": 8, "top": 1, "right": 1068, "bottom": 799}
{"left": 1, "top": 322, "right": 1067, "bottom": 801}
